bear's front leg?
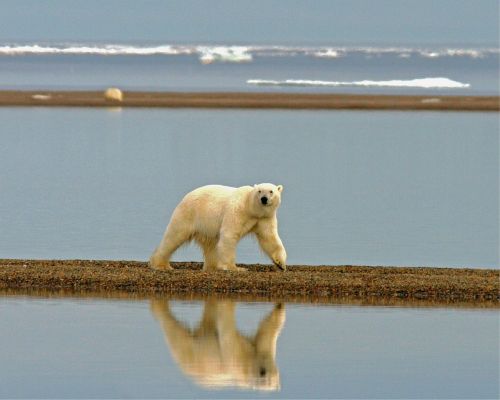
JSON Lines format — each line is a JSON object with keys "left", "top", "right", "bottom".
{"left": 254, "top": 302, "right": 286, "bottom": 355}
{"left": 255, "top": 219, "right": 287, "bottom": 271}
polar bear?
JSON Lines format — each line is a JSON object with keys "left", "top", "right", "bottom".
{"left": 103, "top": 87, "right": 123, "bottom": 102}
{"left": 149, "top": 183, "right": 286, "bottom": 272}
{"left": 150, "top": 299, "right": 285, "bottom": 391}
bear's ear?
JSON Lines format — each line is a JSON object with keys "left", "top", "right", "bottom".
{"left": 277, "top": 185, "right": 283, "bottom": 192}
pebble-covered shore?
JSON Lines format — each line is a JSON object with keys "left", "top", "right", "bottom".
{"left": 1, "top": 259, "right": 498, "bottom": 305}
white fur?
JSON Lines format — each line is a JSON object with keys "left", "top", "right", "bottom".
{"left": 150, "top": 183, "right": 286, "bottom": 271}
{"left": 103, "top": 87, "right": 123, "bottom": 102}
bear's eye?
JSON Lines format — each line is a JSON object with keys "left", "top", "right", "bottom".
{"left": 258, "top": 190, "right": 261, "bottom": 193}
{"left": 270, "top": 190, "right": 273, "bottom": 194}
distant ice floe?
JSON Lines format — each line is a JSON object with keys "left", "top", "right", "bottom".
{"left": 247, "top": 77, "right": 471, "bottom": 89}
{"left": 0, "top": 43, "right": 497, "bottom": 62}
{"left": 419, "top": 49, "right": 486, "bottom": 58}
{"left": 313, "top": 49, "right": 344, "bottom": 58}
{"left": 196, "top": 46, "right": 252, "bottom": 64}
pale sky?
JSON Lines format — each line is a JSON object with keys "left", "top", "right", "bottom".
{"left": 0, "top": 0, "right": 498, "bottom": 45}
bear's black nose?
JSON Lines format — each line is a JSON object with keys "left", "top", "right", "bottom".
{"left": 261, "top": 196, "right": 268, "bottom": 205}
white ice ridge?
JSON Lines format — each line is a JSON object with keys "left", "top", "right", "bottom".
{"left": 0, "top": 44, "right": 253, "bottom": 63}
{"left": 0, "top": 44, "right": 497, "bottom": 60}
{"left": 0, "top": 44, "right": 193, "bottom": 55}
{"left": 247, "top": 77, "right": 471, "bottom": 89}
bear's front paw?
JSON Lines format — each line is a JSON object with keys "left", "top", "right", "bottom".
{"left": 272, "top": 249, "right": 287, "bottom": 271}
{"left": 272, "top": 258, "right": 286, "bottom": 271}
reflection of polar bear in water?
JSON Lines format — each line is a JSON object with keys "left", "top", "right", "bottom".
{"left": 149, "top": 183, "right": 286, "bottom": 272}
{"left": 150, "top": 299, "right": 285, "bottom": 391}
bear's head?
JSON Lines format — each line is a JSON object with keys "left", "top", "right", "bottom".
{"left": 252, "top": 183, "right": 283, "bottom": 213}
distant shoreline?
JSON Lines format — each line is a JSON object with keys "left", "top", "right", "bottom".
{"left": 0, "top": 90, "right": 498, "bottom": 111}
{"left": 1, "top": 259, "right": 498, "bottom": 305}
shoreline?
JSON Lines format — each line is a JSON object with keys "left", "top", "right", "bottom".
{"left": 0, "top": 90, "right": 498, "bottom": 111}
{"left": 1, "top": 259, "right": 498, "bottom": 305}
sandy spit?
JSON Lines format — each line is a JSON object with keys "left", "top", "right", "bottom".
{"left": 1, "top": 259, "right": 498, "bottom": 305}
{"left": 0, "top": 90, "right": 498, "bottom": 111}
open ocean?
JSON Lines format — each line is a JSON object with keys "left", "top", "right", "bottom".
{"left": 0, "top": 42, "right": 498, "bottom": 95}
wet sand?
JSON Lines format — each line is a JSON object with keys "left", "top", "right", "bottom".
{"left": 0, "top": 90, "right": 498, "bottom": 111}
{"left": 1, "top": 259, "right": 498, "bottom": 305}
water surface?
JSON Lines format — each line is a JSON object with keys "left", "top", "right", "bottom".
{"left": 0, "top": 108, "right": 497, "bottom": 268}
{"left": 0, "top": 295, "right": 498, "bottom": 398}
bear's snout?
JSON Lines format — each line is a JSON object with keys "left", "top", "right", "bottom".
{"left": 261, "top": 196, "right": 268, "bottom": 205}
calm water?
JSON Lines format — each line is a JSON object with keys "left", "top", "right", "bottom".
{"left": 0, "top": 108, "right": 497, "bottom": 268}
{"left": 0, "top": 295, "right": 498, "bottom": 398}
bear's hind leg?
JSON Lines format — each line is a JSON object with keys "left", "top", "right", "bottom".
{"left": 149, "top": 248, "right": 174, "bottom": 271}
{"left": 150, "top": 223, "right": 192, "bottom": 271}
{"left": 199, "top": 241, "right": 218, "bottom": 272}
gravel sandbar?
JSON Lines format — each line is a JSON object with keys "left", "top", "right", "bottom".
{"left": 1, "top": 259, "right": 498, "bottom": 305}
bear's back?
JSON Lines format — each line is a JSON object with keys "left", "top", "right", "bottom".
{"left": 186, "top": 185, "right": 252, "bottom": 203}
{"left": 179, "top": 185, "right": 253, "bottom": 236}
